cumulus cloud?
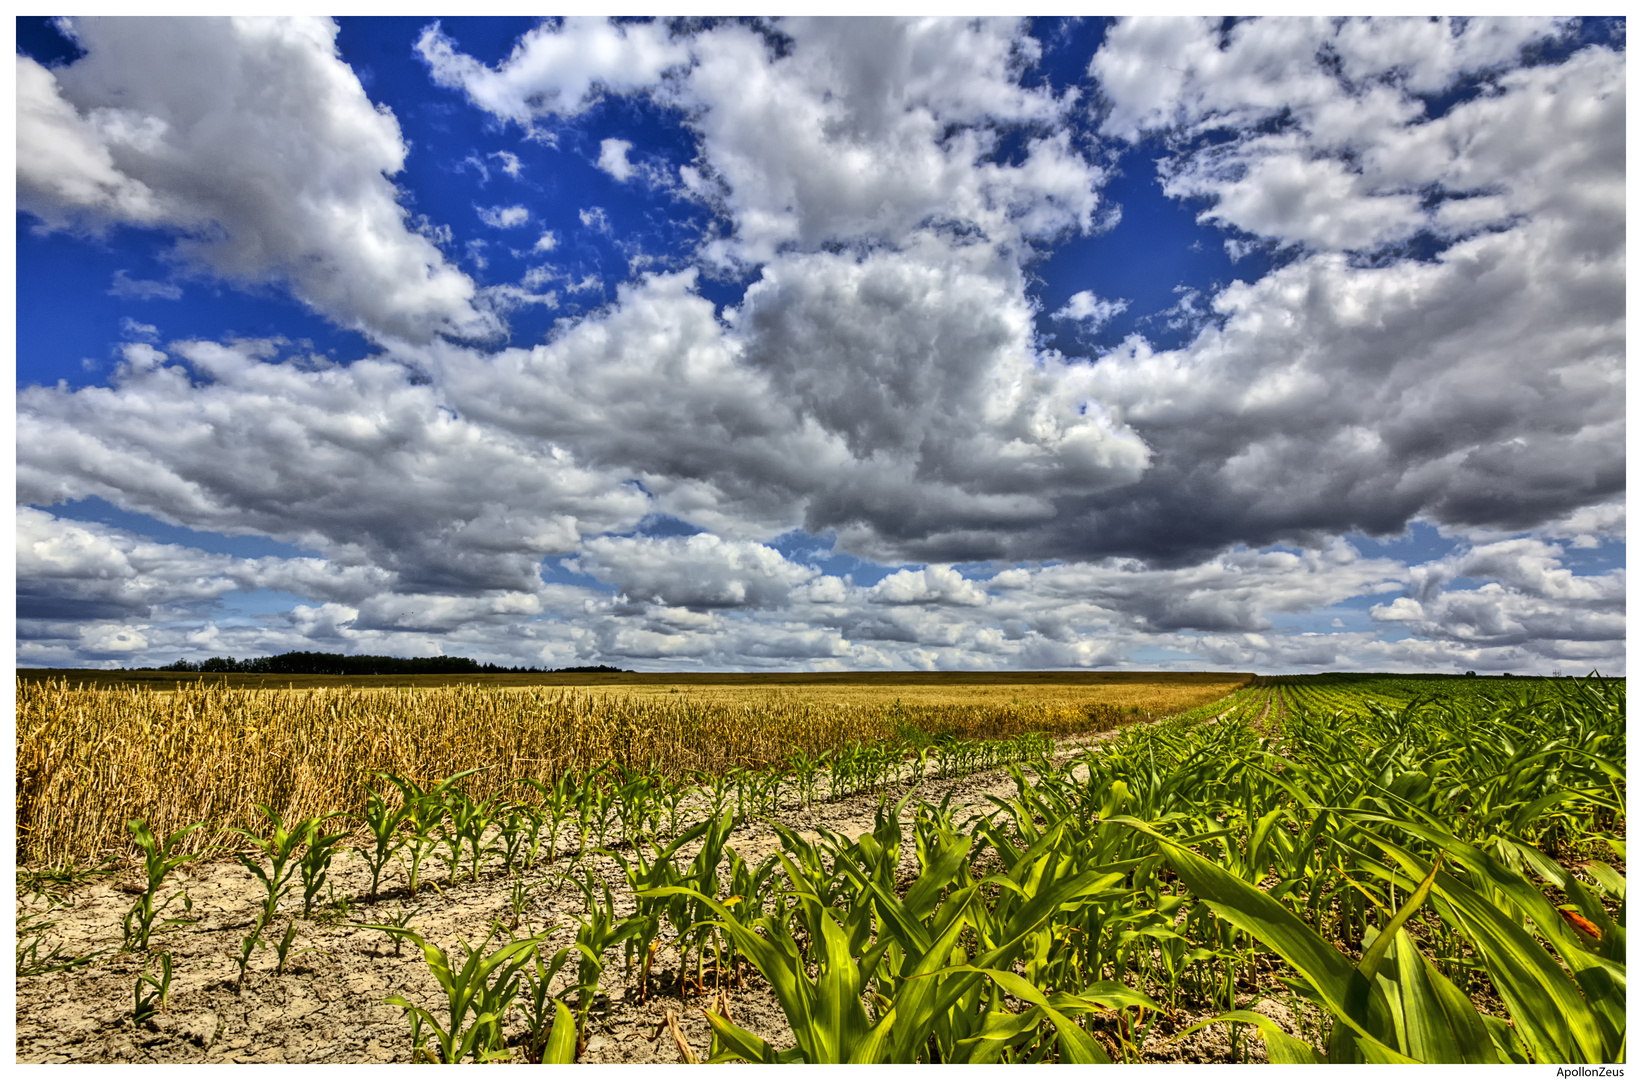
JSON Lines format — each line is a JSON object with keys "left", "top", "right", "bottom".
{"left": 869, "top": 566, "right": 989, "bottom": 607}
{"left": 1052, "top": 290, "right": 1127, "bottom": 329}
{"left": 596, "top": 138, "right": 636, "bottom": 181}
{"left": 426, "top": 17, "right": 1103, "bottom": 265}
{"left": 431, "top": 259, "right": 1152, "bottom": 561}
{"left": 17, "top": 18, "right": 493, "bottom": 344}
{"left": 416, "top": 17, "right": 687, "bottom": 127}
{"left": 1036, "top": 23, "right": 1626, "bottom": 565}
{"left": 1093, "top": 17, "right": 1577, "bottom": 252}
{"left": 477, "top": 204, "right": 529, "bottom": 228}
{"left": 17, "top": 338, "right": 651, "bottom": 594}
{"left": 674, "top": 17, "right": 1100, "bottom": 264}
{"left": 569, "top": 534, "right": 818, "bottom": 608}
{"left": 17, "top": 506, "right": 393, "bottom": 622}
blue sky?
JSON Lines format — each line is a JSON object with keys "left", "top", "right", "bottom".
{"left": 16, "top": 16, "right": 1625, "bottom": 673}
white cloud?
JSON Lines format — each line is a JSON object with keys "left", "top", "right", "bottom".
{"left": 17, "top": 18, "right": 493, "bottom": 344}
{"left": 597, "top": 138, "right": 635, "bottom": 182}
{"left": 570, "top": 533, "right": 818, "bottom": 608}
{"left": 119, "top": 317, "right": 159, "bottom": 341}
{"left": 674, "top": 17, "right": 1099, "bottom": 264}
{"left": 416, "top": 17, "right": 687, "bottom": 127}
{"left": 1052, "top": 290, "right": 1128, "bottom": 329}
{"left": 533, "top": 231, "right": 558, "bottom": 252}
{"left": 17, "top": 338, "right": 651, "bottom": 594}
{"left": 108, "top": 269, "right": 182, "bottom": 301}
{"left": 491, "top": 149, "right": 522, "bottom": 177}
{"left": 438, "top": 259, "right": 1152, "bottom": 560}
{"left": 1093, "top": 17, "right": 1579, "bottom": 253}
{"left": 1064, "top": 30, "right": 1623, "bottom": 563}
{"left": 869, "top": 566, "right": 989, "bottom": 607}
{"left": 477, "top": 204, "right": 529, "bottom": 228}
{"left": 578, "top": 206, "right": 611, "bottom": 232}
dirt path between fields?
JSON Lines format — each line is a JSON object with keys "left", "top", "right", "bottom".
{"left": 16, "top": 725, "right": 1295, "bottom": 1064}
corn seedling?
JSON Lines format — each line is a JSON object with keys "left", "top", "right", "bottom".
{"left": 504, "top": 873, "right": 548, "bottom": 933}
{"left": 298, "top": 815, "right": 351, "bottom": 917}
{"left": 380, "top": 767, "right": 487, "bottom": 895}
{"left": 355, "top": 783, "right": 411, "bottom": 901}
{"left": 121, "top": 819, "right": 204, "bottom": 952}
{"left": 131, "top": 951, "right": 173, "bottom": 1028}
{"left": 272, "top": 918, "right": 313, "bottom": 976}
{"left": 232, "top": 805, "right": 321, "bottom": 926}
{"left": 518, "top": 945, "right": 575, "bottom": 1062}
{"left": 512, "top": 775, "right": 574, "bottom": 866}
{"left": 492, "top": 805, "right": 534, "bottom": 874}
{"left": 560, "top": 867, "right": 641, "bottom": 1048}
{"left": 365, "top": 924, "right": 551, "bottom": 1064}
{"left": 234, "top": 916, "right": 267, "bottom": 991}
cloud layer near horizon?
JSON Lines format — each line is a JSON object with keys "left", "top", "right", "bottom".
{"left": 16, "top": 16, "right": 1625, "bottom": 674}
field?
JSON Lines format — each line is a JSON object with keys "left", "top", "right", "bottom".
{"left": 15, "top": 672, "right": 1625, "bottom": 1064}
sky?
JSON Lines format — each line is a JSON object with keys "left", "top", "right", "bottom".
{"left": 13, "top": 15, "right": 1626, "bottom": 675}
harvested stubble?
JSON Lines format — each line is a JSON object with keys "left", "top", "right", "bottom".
{"left": 19, "top": 678, "right": 1154, "bottom": 867}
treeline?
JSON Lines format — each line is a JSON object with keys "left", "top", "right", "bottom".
{"left": 137, "top": 652, "right": 630, "bottom": 676}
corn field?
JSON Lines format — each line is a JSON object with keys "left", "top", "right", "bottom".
{"left": 15, "top": 674, "right": 1626, "bottom": 1064}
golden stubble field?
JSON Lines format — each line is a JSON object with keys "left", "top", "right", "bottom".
{"left": 16, "top": 671, "right": 1250, "bottom": 868}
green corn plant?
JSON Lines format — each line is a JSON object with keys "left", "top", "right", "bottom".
{"left": 232, "top": 806, "right": 315, "bottom": 926}
{"left": 720, "top": 847, "right": 782, "bottom": 987}
{"left": 357, "top": 903, "right": 423, "bottom": 957}
{"left": 363, "top": 923, "right": 551, "bottom": 1064}
{"left": 121, "top": 819, "right": 205, "bottom": 952}
{"left": 234, "top": 916, "right": 266, "bottom": 991}
{"left": 695, "top": 769, "right": 735, "bottom": 821}
{"left": 298, "top": 814, "right": 351, "bottom": 917}
{"left": 503, "top": 873, "right": 548, "bottom": 934}
{"left": 785, "top": 748, "right": 826, "bottom": 808}
{"left": 271, "top": 918, "right": 315, "bottom": 975}
{"left": 569, "top": 767, "right": 611, "bottom": 860}
{"left": 677, "top": 814, "right": 736, "bottom": 995}
{"left": 519, "top": 948, "right": 577, "bottom": 1063}
{"left": 491, "top": 804, "right": 533, "bottom": 874}
{"left": 657, "top": 775, "right": 695, "bottom": 836}
{"left": 612, "top": 764, "right": 666, "bottom": 847}
{"left": 131, "top": 951, "right": 173, "bottom": 1027}
{"left": 610, "top": 817, "right": 717, "bottom": 1000}
{"left": 1355, "top": 818, "right": 1626, "bottom": 1064}
{"left": 641, "top": 881, "right": 892, "bottom": 1063}
{"left": 460, "top": 792, "right": 504, "bottom": 882}
{"left": 380, "top": 767, "right": 488, "bottom": 894}
{"left": 435, "top": 790, "right": 477, "bottom": 883}
{"left": 1109, "top": 814, "right": 1570, "bottom": 1064}
{"left": 355, "top": 782, "right": 412, "bottom": 901}
{"left": 559, "top": 867, "right": 641, "bottom": 1049}
{"left": 512, "top": 775, "right": 574, "bottom": 866}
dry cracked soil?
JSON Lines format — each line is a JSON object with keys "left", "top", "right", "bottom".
{"left": 16, "top": 730, "right": 1303, "bottom": 1064}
